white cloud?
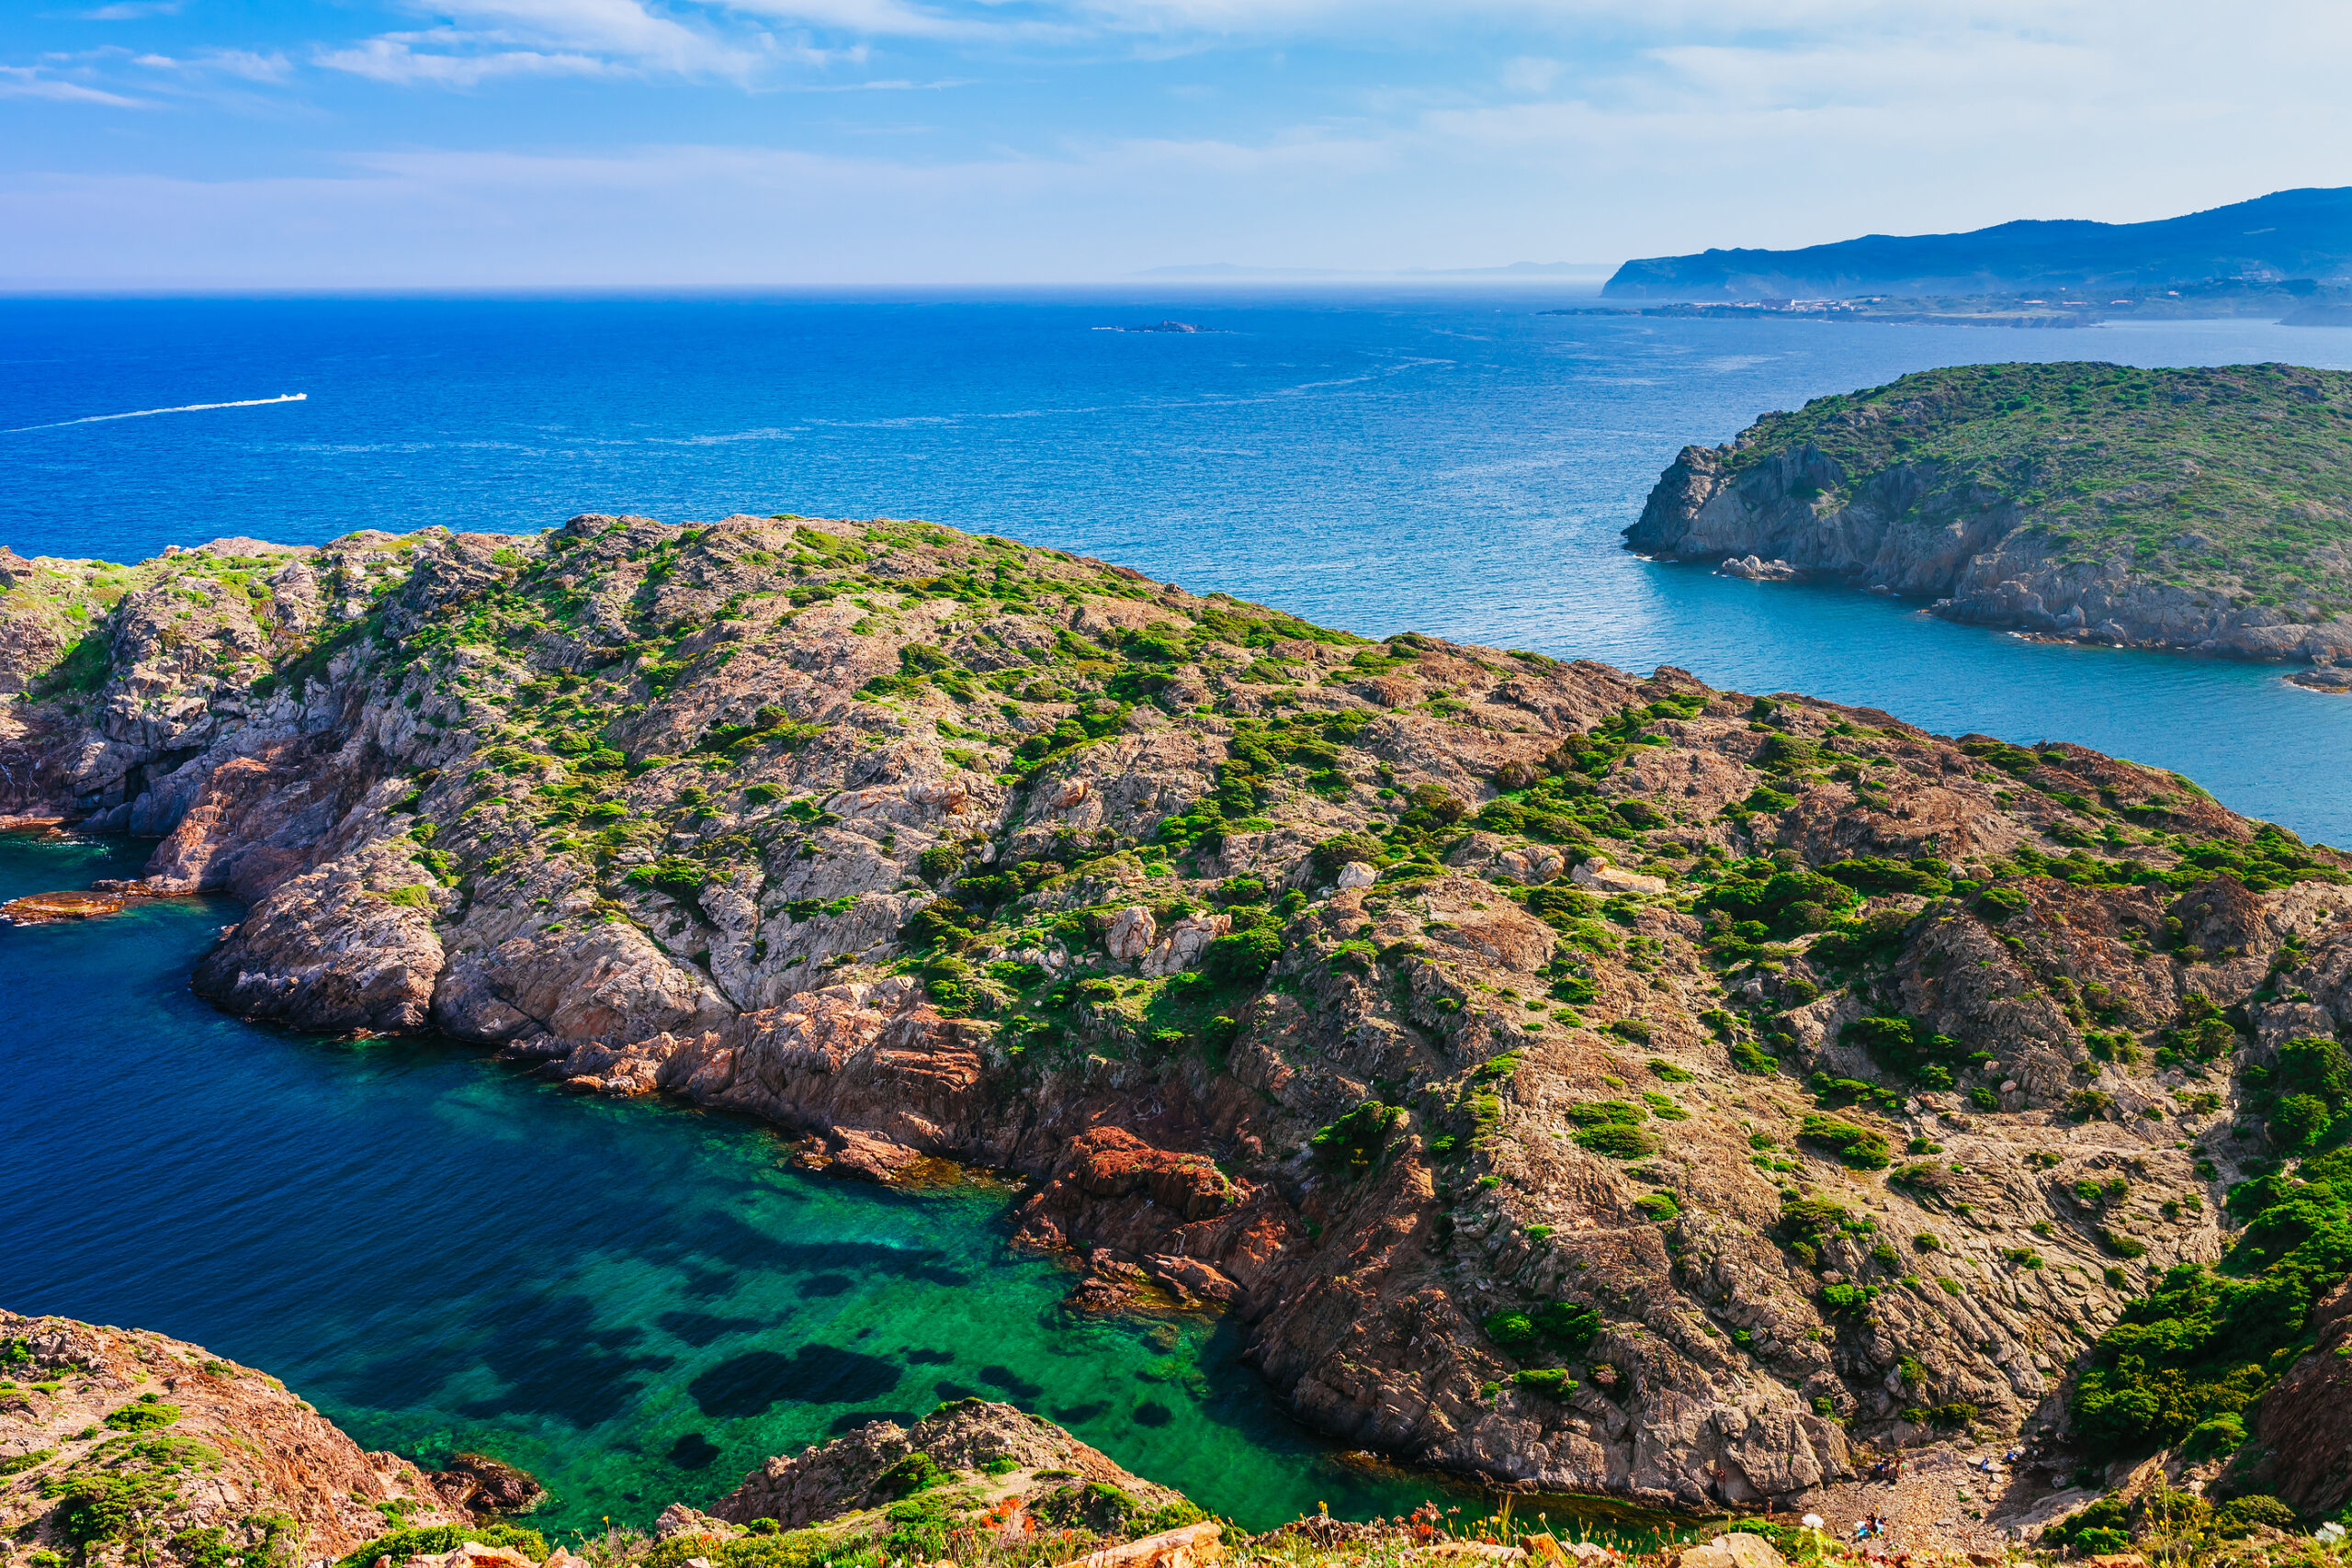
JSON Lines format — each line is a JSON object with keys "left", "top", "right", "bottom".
{"left": 315, "top": 0, "right": 782, "bottom": 86}
{"left": 314, "top": 34, "right": 626, "bottom": 85}
{"left": 0, "top": 63, "right": 150, "bottom": 105}
{"left": 75, "top": 0, "right": 185, "bottom": 18}
{"left": 132, "top": 49, "right": 295, "bottom": 82}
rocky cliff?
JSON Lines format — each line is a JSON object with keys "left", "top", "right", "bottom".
{"left": 0, "top": 1310, "right": 466, "bottom": 1566}
{"left": 6, "top": 513, "right": 2352, "bottom": 1516}
{"left": 1625, "top": 362, "right": 2352, "bottom": 664}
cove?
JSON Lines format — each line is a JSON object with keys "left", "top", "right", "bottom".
{"left": 0, "top": 831, "right": 1466, "bottom": 1535}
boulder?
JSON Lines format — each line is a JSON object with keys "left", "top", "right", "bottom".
{"left": 1670, "top": 1534, "right": 1786, "bottom": 1568}
{"left": 1106, "top": 906, "right": 1157, "bottom": 960}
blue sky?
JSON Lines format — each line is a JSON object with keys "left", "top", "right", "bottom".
{"left": 6, "top": 0, "right": 2352, "bottom": 287}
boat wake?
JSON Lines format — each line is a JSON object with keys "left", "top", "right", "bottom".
{"left": 8, "top": 392, "right": 307, "bottom": 434}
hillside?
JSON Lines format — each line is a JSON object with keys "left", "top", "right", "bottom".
{"left": 1625, "top": 361, "right": 2352, "bottom": 663}
{"left": 3, "top": 513, "right": 2352, "bottom": 1523}
{"left": 1602, "top": 187, "right": 2352, "bottom": 301}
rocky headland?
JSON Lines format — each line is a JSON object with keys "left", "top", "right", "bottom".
{"left": 1625, "top": 363, "right": 2352, "bottom": 667}
{"left": 3, "top": 513, "right": 2351, "bottom": 1530}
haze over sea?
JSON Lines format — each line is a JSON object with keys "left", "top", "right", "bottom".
{"left": 6, "top": 289, "right": 2352, "bottom": 1539}
{"left": 8, "top": 289, "right": 2352, "bottom": 841}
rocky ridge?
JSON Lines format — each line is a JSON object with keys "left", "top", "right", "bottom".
{"left": 1624, "top": 363, "right": 2352, "bottom": 664}
{"left": 4, "top": 514, "right": 2352, "bottom": 1517}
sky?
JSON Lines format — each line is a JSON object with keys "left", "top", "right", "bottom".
{"left": 6, "top": 0, "right": 2352, "bottom": 288}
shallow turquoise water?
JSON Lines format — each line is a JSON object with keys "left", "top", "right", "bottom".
{"left": 0, "top": 832, "right": 1469, "bottom": 1535}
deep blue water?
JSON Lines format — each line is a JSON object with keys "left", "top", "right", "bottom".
{"left": 6, "top": 292, "right": 2352, "bottom": 1535}
{"left": 6, "top": 291, "right": 2352, "bottom": 840}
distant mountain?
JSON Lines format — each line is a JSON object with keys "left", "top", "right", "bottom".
{"left": 1604, "top": 186, "right": 2352, "bottom": 301}
{"left": 1132, "top": 261, "right": 1610, "bottom": 280}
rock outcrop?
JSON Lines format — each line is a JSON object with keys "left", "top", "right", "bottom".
{"left": 713, "top": 1397, "right": 1191, "bottom": 1530}
{"left": 4, "top": 513, "right": 2351, "bottom": 1514}
{"left": 1625, "top": 363, "right": 2352, "bottom": 663}
{"left": 0, "top": 1309, "right": 465, "bottom": 1562}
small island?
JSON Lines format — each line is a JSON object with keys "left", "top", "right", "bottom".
{"left": 1625, "top": 361, "right": 2352, "bottom": 670}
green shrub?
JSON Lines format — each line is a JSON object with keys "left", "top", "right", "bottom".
{"left": 1822, "top": 857, "right": 1951, "bottom": 897}
{"left": 1310, "top": 1102, "right": 1404, "bottom": 1173}
{"left": 1838, "top": 1014, "right": 1973, "bottom": 1089}
{"left": 2213, "top": 1496, "right": 2298, "bottom": 1537}
{"left": 1532, "top": 1302, "right": 1602, "bottom": 1352}
{"left": 1975, "top": 886, "right": 2030, "bottom": 922}
{"left": 336, "top": 1526, "right": 549, "bottom": 1568}
{"left": 2182, "top": 1412, "right": 2245, "bottom": 1458}
{"left": 1483, "top": 1310, "right": 1536, "bottom": 1349}
{"left": 1799, "top": 1113, "right": 1891, "bottom": 1169}
{"left": 1201, "top": 925, "right": 1281, "bottom": 984}
{"left": 1634, "top": 1193, "right": 1680, "bottom": 1223}
{"left": 1819, "top": 1282, "right": 1875, "bottom": 1314}
{"left": 1309, "top": 834, "right": 1383, "bottom": 879}
{"left": 1573, "top": 1123, "right": 1654, "bottom": 1159}
{"left": 2043, "top": 1495, "right": 2129, "bottom": 1553}
{"left": 1513, "top": 1369, "right": 1577, "bottom": 1396}
{"left": 2072, "top": 1147, "right": 2352, "bottom": 1458}
{"left": 102, "top": 1398, "right": 179, "bottom": 1432}
{"left": 874, "top": 1451, "right": 948, "bottom": 1499}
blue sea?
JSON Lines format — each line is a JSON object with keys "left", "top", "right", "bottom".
{"left": 4, "top": 289, "right": 2351, "bottom": 1533}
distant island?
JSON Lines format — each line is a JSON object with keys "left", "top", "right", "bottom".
{"left": 1603, "top": 186, "right": 2352, "bottom": 301}
{"left": 1625, "top": 361, "right": 2352, "bottom": 674}
{"left": 1546, "top": 276, "right": 2352, "bottom": 329}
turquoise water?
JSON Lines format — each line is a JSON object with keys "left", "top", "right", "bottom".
{"left": 0, "top": 832, "right": 1465, "bottom": 1534}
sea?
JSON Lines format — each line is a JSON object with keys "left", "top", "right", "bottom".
{"left": 4, "top": 288, "right": 2351, "bottom": 1535}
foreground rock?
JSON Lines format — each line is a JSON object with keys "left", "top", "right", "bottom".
{"left": 712, "top": 1396, "right": 1198, "bottom": 1536}
{"left": 0, "top": 1309, "right": 464, "bottom": 1563}
{"left": 1627, "top": 362, "right": 2352, "bottom": 663}
{"left": 4, "top": 514, "right": 2351, "bottom": 1513}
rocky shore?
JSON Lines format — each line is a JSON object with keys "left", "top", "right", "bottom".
{"left": 4, "top": 513, "right": 2351, "bottom": 1525}
{"left": 9, "top": 1309, "right": 2345, "bottom": 1568}
{"left": 1625, "top": 363, "right": 2352, "bottom": 665}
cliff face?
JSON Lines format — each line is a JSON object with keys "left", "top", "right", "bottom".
{"left": 0, "top": 1311, "right": 465, "bottom": 1566}
{"left": 5, "top": 514, "right": 2351, "bottom": 1513}
{"left": 1625, "top": 363, "right": 2352, "bottom": 663}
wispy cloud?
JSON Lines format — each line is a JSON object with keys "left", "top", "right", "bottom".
{"left": 74, "top": 0, "right": 185, "bottom": 18}
{"left": 316, "top": 0, "right": 786, "bottom": 87}
{"left": 0, "top": 62, "right": 150, "bottom": 104}
{"left": 131, "top": 49, "right": 295, "bottom": 83}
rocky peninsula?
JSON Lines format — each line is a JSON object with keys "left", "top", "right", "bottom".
{"left": 1624, "top": 362, "right": 2352, "bottom": 668}
{"left": 3, "top": 513, "right": 2351, "bottom": 1532}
